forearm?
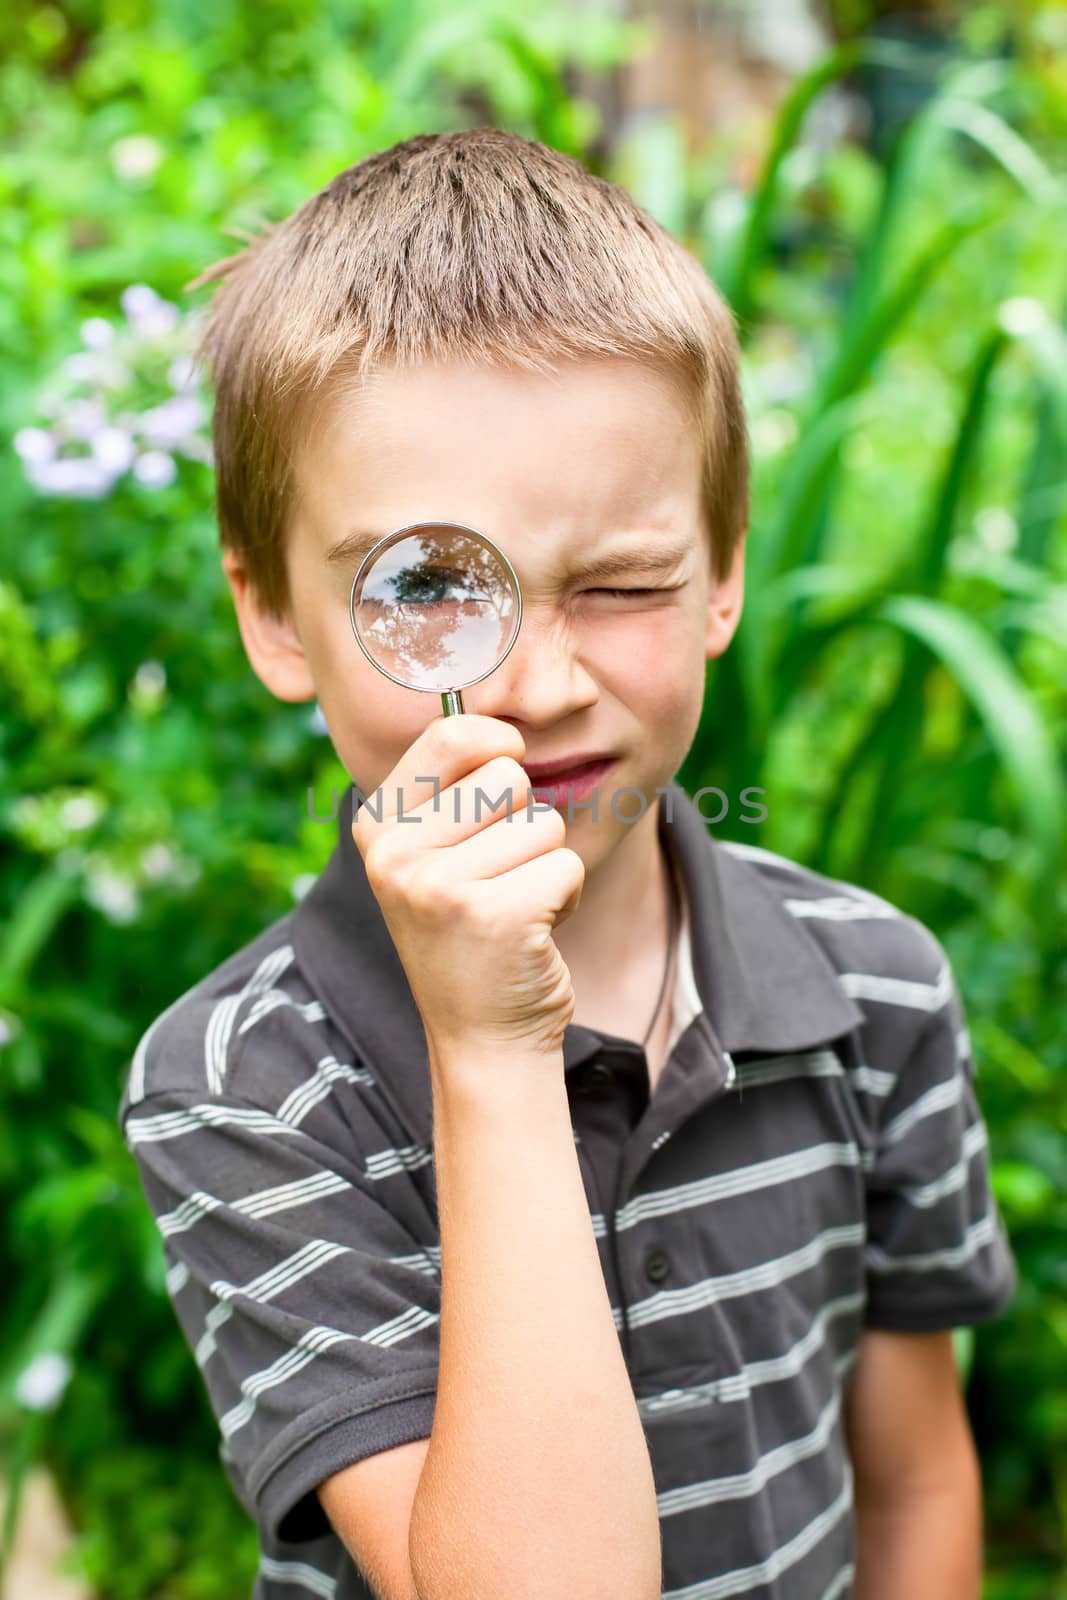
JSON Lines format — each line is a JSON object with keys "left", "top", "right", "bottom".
{"left": 408, "top": 1046, "right": 662, "bottom": 1600}
{"left": 852, "top": 1465, "right": 983, "bottom": 1600}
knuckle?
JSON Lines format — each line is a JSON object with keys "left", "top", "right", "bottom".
{"left": 485, "top": 754, "right": 528, "bottom": 794}
{"left": 405, "top": 859, "right": 458, "bottom": 919}
{"left": 360, "top": 836, "right": 393, "bottom": 890}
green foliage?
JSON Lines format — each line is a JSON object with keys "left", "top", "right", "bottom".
{"left": 1, "top": 4, "right": 1065, "bottom": 1595}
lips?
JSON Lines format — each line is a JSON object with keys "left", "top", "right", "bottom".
{"left": 522, "top": 758, "right": 618, "bottom": 808}
{"left": 522, "top": 753, "right": 616, "bottom": 783}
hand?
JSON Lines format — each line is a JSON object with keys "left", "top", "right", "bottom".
{"left": 352, "top": 714, "right": 585, "bottom": 1061}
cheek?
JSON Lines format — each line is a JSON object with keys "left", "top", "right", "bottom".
{"left": 301, "top": 601, "right": 440, "bottom": 789}
{"left": 592, "top": 610, "right": 706, "bottom": 714}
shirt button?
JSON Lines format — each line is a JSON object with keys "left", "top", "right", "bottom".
{"left": 574, "top": 1062, "right": 615, "bottom": 1096}
{"left": 644, "top": 1247, "right": 670, "bottom": 1284}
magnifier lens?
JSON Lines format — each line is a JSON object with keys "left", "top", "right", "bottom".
{"left": 350, "top": 523, "right": 520, "bottom": 695}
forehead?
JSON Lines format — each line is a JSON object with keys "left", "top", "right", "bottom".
{"left": 291, "top": 354, "right": 705, "bottom": 566}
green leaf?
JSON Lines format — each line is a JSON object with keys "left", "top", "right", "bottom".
{"left": 875, "top": 595, "right": 1065, "bottom": 867}
{"left": 933, "top": 97, "right": 1062, "bottom": 204}
{"left": 0, "top": 863, "right": 82, "bottom": 1002}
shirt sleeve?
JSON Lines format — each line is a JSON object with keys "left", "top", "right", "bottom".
{"left": 861, "top": 933, "right": 1018, "bottom": 1333}
{"left": 120, "top": 1039, "right": 441, "bottom": 1546}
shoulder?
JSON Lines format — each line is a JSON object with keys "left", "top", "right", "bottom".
{"left": 118, "top": 906, "right": 353, "bottom": 1121}
{"left": 714, "top": 838, "right": 953, "bottom": 1020}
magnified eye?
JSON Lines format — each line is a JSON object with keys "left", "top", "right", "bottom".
{"left": 390, "top": 565, "right": 473, "bottom": 604}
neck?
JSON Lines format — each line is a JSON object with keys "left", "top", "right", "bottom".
{"left": 552, "top": 799, "right": 674, "bottom": 1018}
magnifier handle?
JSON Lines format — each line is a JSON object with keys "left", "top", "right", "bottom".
{"left": 441, "top": 690, "right": 464, "bottom": 717}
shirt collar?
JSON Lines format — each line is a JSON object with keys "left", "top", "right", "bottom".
{"left": 292, "top": 781, "right": 864, "bottom": 1147}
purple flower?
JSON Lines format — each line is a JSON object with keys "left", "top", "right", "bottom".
{"left": 91, "top": 426, "right": 137, "bottom": 473}
{"left": 133, "top": 451, "right": 177, "bottom": 488}
{"left": 81, "top": 317, "right": 115, "bottom": 350}
{"left": 138, "top": 394, "right": 205, "bottom": 450}
{"left": 62, "top": 352, "right": 103, "bottom": 383}
{"left": 121, "top": 283, "right": 179, "bottom": 335}
{"left": 26, "top": 456, "right": 115, "bottom": 498}
{"left": 168, "top": 355, "right": 198, "bottom": 392}
{"left": 13, "top": 427, "right": 58, "bottom": 465}
{"left": 64, "top": 397, "right": 109, "bottom": 441}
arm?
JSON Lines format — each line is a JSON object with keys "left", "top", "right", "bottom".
{"left": 407, "top": 1043, "right": 662, "bottom": 1600}
{"left": 344, "top": 715, "right": 662, "bottom": 1598}
{"left": 844, "top": 1328, "right": 984, "bottom": 1600}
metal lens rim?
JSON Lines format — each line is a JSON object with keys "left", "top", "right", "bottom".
{"left": 347, "top": 520, "right": 523, "bottom": 694}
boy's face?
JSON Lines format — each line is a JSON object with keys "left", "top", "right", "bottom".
{"left": 224, "top": 355, "right": 745, "bottom": 878}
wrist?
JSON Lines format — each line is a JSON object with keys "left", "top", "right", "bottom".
{"left": 426, "top": 1035, "right": 566, "bottom": 1109}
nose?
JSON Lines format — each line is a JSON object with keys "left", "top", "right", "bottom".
{"left": 466, "top": 601, "right": 599, "bottom": 730}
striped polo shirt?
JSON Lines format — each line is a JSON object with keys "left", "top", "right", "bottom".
{"left": 119, "top": 780, "right": 1017, "bottom": 1600}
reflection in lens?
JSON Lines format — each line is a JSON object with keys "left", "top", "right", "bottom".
{"left": 351, "top": 524, "right": 521, "bottom": 693}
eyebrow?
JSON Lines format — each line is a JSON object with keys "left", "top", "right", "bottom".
{"left": 324, "top": 528, "right": 693, "bottom": 582}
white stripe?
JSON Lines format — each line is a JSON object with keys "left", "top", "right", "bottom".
{"left": 849, "top": 1063, "right": 895, "bottom": 1097}
{"left": 157, "top": 1171, "right": 353, "bottom": 1252}
{"left": 595, "top": 1142, "right": 863, "bottom": 1239}
{"left": 658, "top": 1388, "right": 842, "bottom": 1516}
{"left": 820, "top": 1562, "right": 855, "bottom": 1600}
{"left": 257, "top": 1555, "right": 337, "bottom": 1598}
{"left": 212, "top": 1239, "right": 349, "bottom": 1308}
{"left": 127, "top": 974, "right": 216, "bottom": 1105}
{"left": 237, "top": 991, "right": 328, "bottom": 1034}
{"left": 785, "top": 894, "right": 900, "bottom": 923}
{"left": 900, "top": 1121, "right": 988, "bottom": 1209}
{"left": 205, "top": 944, "right": 295, "bottom": 1095}
{"left": 866, "top": 1211, "right": 997, "bottom": 1276}
{"left": 881, "top": 1074, "right": 963, "bottom": 1148}
{"left": 166, "top": 1260, "right": 190, "bottom": 1296}
{"left": 637, "top": 1291, "right": 865, "bottom": 1418}
{"left": 729, "top": 1048, "right": 844, "bottom": 1094}
{"left": 717, "top": 840, "right": 812, "bottom": 876}
{"left": 220, "top": 1324, "right": 357, "bottom": 1439}
{"left": 237, "top": 1170, "right": 352, "bottom": 1221}
{"left": 840, "top": 961, "right": 952, "bottom": 1013}
{"left": 276, "top": 1056, "right": 373, "bottom": 1128}
{"left": 197, "top": 1240, "right": 350, "bottom": 1366}
{"left": 366, "top": 1142, "right": 435, "bottom": 1180}
{"left": 619, "top": 1223, "right": 865, "bottom": 1332}
{"left": 391, "top": 1247, "right": 442, "bottom": 1276}
{"left": 220, "top": 1305, "right": 439, "bottom": 1440}
{"left": 156, "top": 1171, "right": 355, "bottom": 1254}
{"left": 661, "top": 1471, "right": 853, "bottom": 1600}
{"left": 159, "top": 1190, "right": 221, "bottom": 1236}
{"left": 126, "top": 1103, "right": 303, "bottom": 1146}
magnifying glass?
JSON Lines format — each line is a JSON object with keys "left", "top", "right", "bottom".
{"left": 349, "top": 521, "right": 523, "bottom": 716}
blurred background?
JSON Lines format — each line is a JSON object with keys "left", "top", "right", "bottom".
{"left": 1, "top": 0, "right": 1065, "bottom": 1595}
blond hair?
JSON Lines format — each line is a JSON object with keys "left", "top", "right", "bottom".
{"left": 189, "top": 127, "right": 750, "bottom": 620}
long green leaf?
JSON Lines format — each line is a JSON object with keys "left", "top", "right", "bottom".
{"left": 813, "top": 202, "right": 996, "bottom": 413}
{"left": 933, "top": 98, "right": 1061, "bottom": 204}
{"left": 906, "top": 329, "right": 1007, "bottom": 595}
{"left": 724, "top": 37, "right": 941, "bottom": 325}
{"left": 875, "top": 594, "right": 1065, "bottom": 866}
{"left": 0, "top": 863, "right": 82, "bottom": 1001}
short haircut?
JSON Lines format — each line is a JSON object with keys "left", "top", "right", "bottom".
{"left": 188, "top": 127, "right": 750, "bottom": 620}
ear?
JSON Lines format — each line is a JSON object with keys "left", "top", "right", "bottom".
{"left": 705, "top": 526, "right": 746, "bottom": 661}
{"left": 221, "top": 549, "right": 317, "bottom": 703}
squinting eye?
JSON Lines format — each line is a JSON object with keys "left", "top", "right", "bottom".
{"left": 585, "top": 587, "right": 661, "bottom": 599}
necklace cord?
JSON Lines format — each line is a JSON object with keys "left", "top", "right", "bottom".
{"left": 641, "top": 858, "right": 679, "bottom": 1049}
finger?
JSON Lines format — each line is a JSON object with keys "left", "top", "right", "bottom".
{"left": 353, "top": 715, "right": 525, "bottom": 845}
{"left": 438, "top": 799, "right": 567, "bottom": 881}
{"left": 478, "top": 847, "right": 586, "bottom": 927}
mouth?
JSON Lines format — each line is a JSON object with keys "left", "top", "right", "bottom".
{"left": 522, "top": 757, "right": 618, "bottom": 805}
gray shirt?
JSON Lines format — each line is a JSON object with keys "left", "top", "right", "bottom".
{"left": 119, "top": 780, "right": 1017, "bottom": 1599}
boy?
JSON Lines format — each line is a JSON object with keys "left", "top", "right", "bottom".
{"left": 119, "top": 128, "right": 1017, "bottom": 1599}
